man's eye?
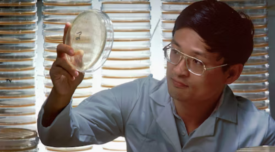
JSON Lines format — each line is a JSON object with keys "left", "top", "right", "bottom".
{"left": 172, "top": 49, "right": 179, "bottom": 54}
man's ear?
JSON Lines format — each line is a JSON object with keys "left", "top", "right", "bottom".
{"left": 225, "top": 64, "right": 243, "bottom": 84}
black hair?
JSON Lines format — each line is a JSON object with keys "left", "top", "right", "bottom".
{"left": 172, "top": 0, "right": 254, "bottom": 68}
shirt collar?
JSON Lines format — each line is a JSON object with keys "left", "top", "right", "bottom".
{"left": 150, "top": 77, "right": 238, "bottom": 124}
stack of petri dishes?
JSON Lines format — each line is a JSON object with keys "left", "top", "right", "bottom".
{"left": 100, "top": 0, "right": 151, "bottom": 91}
{"left": 161, "top": 0, "right": 269, "bottom": 112}
{"left": 100, "top": 0, "right": 152, "bottom": 151}
{"left": 161, "top": 0, "right": 194, "bottom": 68}
{"left": 0, "top": 0, "right": 37, "bottom": 131}
{"left": 226, "top": 0, "right": 269, "bottom": 112}
{"left": 0, "top": 128, "right": 39, "bottom": 152}
{"left": 42, "top": 0, "right": 94, "bottom": 151}
{"left": 42, "top": 0, "right": 93, "bottom": 108}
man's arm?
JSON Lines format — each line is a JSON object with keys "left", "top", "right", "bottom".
{"left": 262, "top": 115, "right": 275, "bottom": 145}
{"left": 37, "top": 79, "right": 140, "bottom": 147}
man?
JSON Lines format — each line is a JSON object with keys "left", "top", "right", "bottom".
{"left": 38, "top": 0, "right": 275, "bottom": 151}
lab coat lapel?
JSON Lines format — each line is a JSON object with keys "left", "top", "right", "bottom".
{"left": 149, "top": 78, "right": 182, "bottom": 152}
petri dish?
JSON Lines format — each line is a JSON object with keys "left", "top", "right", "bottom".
{"left": 102, "top": 68, "right": 150, "bottom": 79}
{"left": 252, "top": 46, "right": 268, "bottom": 56}
{"left": 0, "top": 125, "right": 37, "bottom": 131}
{"left": 114, "top": 30, "right": 151, "bottom": 39}
{"left": 0, "top": 78, "right": 35, "bottom": 88}
{"left": 234, "top": 91, "right": 269, "bottom": 101}
{"left": 42, "top": 0, "right": 92, "bottom": 3}
{"left": 236, "top": 146, "right": 275, "bottom": 152}
{"left": 103, "top": 59, "right": 150, "bottom": 69}
{"left": 0, "top": 106, "right": 35, "bottom": 116}
{"left": 0, "top": 96, "right": 35, "bottom": 107}
{"left": 108, "top": 48, "right": 150, "bottom": 60}
{"left": 103, "top": 141, "right": 127, "bottom": 151}
{"left": 0, "top": 128, "right": 38, "bottom": 151}
{"left": 101, "top": 1, "right": 151, "bottom": 11}
{"left": 234, "top": 74, "right": 268, "bottom": 84}
{"left": 245, "top": 55, "right": 268, "bottom": 66}
{"left": 112, "top": 39, "right": 151, "bottom": 48}
{"left": 161, "top": 11, "right": 181, "bottom": 20}
{"left": 65, "top": 10, "right": 114, "bottom": 72}
{"left": 162, "top": 20, "right": 175, "bottom": 30}
{"left": 0, "top": 115, "right": 36, "bottom": 125}
{"left": 114, "top": 137, "right": 126, "bottom": 142}
{"left": 101, "top": 77, "right": 136, "bottom": 87}
{"left": 112, "top": 20, "right": 151, "bottom": 30}
{"left": 229, "top": 83, "right": 268, "bottom": 93}
{"left": 0, "top": 59, "right": 34, "bottom": 69}
{"left": 104, "top": 11, "right": 151, "bottom": 21}
{"left": 0, "top": 88, "right": 35, "bottom": 98}
{"left": 46, "top": 145, "right": 93, "bottom": 152}
{"left": 42, "top": 5, "right": 92, "bottom": 16}
{"left": 44, "top": 76, "right": 92, "bottom": 88}
{"left": 162, "top": 2, "right": 190, "bottom": 11}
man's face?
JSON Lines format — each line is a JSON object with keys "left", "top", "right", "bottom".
{"left": 166, "top": 28, "right": 228, "bottom": 104}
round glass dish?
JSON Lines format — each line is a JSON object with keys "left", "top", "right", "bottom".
{"left": 104, "top": 11, "right": 151, "bottom": 21}
{"left": 162, "top": 2, "right": 190, "bottom": 11}
{"left": 0, "top": 88, "right": 35, "bottom": 98}
{"left": 0, "top": 15, "right": 37, "bottom": 22}
{"left": 103, "top": 59, "right": 150, "bottom": 69}
{"left": 46, "top": 145, "right": 93, "bottom": 152}
{"left": 234, "top": 74, "right": 268, "bottom": 84}
{"left": 0, "top": 50, "right": 35, "bottom": 60}
{"left": 102, "top": 68, "right": 150, "bottom": 79}
{"left": 252, "top": 45, "right": 268, "bottom": 56}
{"left": 236, "top": 146, "right": 275, "bottom": 152}
{"left": 0, "top": 128, "right": 38, "bottom": 151}
{"left": 0, "top": 106, "right": 35, "bottom": 116}
{"left": 103, "top": 141, "right": 126, "bottom": 151}
{"left": 42, "top": 4, "right": 92, "bottom": 16}
{"left": 101, "top": 1, "right": 151, "bottom": 11}
{"left": 245, "top": 55, "right": 268, "bottom": 66}
{"left": 65, "top": 10, "right": 114, "bottom": 72}
{"left": 44, "top": 76, "right": 92, "bottom": 88}
{"left": 223, "top": 0, "right": 266, "bottom": 7}
{"left": 108, "top": 48, "right": 150, "bottom": 60}
{"left": 234, "top": 91, "right": 269, "bottom": 102}
{"left": 114, "top": 30, "right": 150, "bottom": 39}
{"left": 229, "top": 83, "right": 268, "bottom": 93}
{"left": 112, "top": 20, "right": 151, "bottom": 30}
{"left": 161, "top": 11, "right": 181, "bottom": 20}
{"left": 0, "top": 77, "right": 35, "bottom": 88}
{"left": 101, "top": 77, "right": 136, "bottom": 87}
{"left": 0, "top": 96, "right": 35, "bottom": 107}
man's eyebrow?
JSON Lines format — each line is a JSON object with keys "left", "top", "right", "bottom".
{"left": 171, "top": 39, "right": 181, "bottom": 48}
{"left": 172, "top": 39, "right": 207, "bottom": 59}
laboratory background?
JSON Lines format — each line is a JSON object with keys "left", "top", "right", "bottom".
{"left": 0, "top": 0, "right": 274, "bottom": 151}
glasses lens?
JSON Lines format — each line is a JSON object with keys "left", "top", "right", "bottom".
{"left": 167, "top": 48, "right": 181, "bottom": 64}
{"left": 186, "top": 57, "right": 204, "bottom": 75}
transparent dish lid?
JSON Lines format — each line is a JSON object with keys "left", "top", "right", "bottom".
{"left": 0, "top": 128, "right": 38, "bottom": 151}
{"left": 0, "top": 97, "right": 35, "bottom": 107}
{"left": 0, "top": 106, "right": 35, "bottom": 116}
{"left": 237, "top": 146, "right": 275, "bottom": 152}
{"left": 65, "top": 9, "right": 114, "bottom": 72}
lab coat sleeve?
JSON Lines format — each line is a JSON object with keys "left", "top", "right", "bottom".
{"left": 262, "top": 114, "right": 275, "bottom": 145}
{"left": 37, "top": 79, "right": 140, "bottom": 147}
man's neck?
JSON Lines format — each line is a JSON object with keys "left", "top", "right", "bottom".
{"left": 173, "top": 91, "right": 223, "bottom": 135}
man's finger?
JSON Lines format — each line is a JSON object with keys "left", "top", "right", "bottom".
{"left": 63, "top": 22, "right": 71, "bottom": 44}
{"left": 56, "top": 44, "right": 74, "bottom": 58}
{"left": 54, "top": 58, "right": 79, "bottom": 78}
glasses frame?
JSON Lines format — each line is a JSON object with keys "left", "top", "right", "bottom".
{"left": 163, "top": 43, "right": 228, "bottom": 76}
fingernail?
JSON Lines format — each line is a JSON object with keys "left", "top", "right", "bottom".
{"left": 75, "top": 71, "right": 79, "bottom": 76}
{"left": 69, "top": 50, "right": 74, "bottom": 55}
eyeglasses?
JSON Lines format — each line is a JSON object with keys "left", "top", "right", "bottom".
{"left": 163, "top": 43, "right": 227, "bottom": 76}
